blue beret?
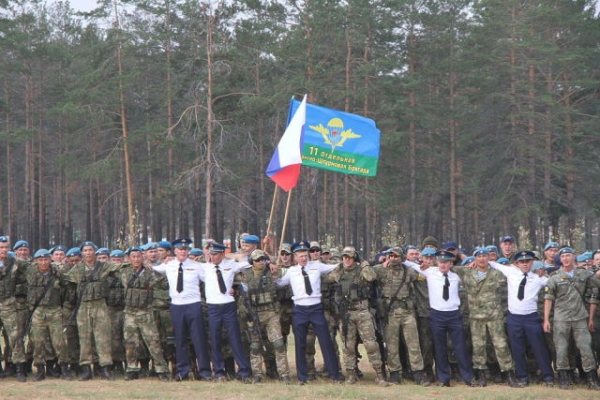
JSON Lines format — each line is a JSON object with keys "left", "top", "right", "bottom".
{"left": 172, "top": 238, "right": 192, "bottom": 249}
{"left": 243, "top": 235, "right": 260, "bottom": 244}
{"left": 34, "top": 249, "right": 51, "bottom": 258}
{"left": 13, "top": 240, "right": 29, "bottom": 250}
{"left": 66, "top": 247, "right": 81, "bottom": 257}
{"left": 209, "top": 242, "right": 227, "bottom": 254}
{"left": 421, "top": 248, "right": 436, "bottom": 257}
{"left": 50, "top": 245, "right": 67, "bottom": 254}
{"left": 532, "top": 260, "right": 545, "bottom": 271}
{"left": 80, "top": 241, "right": 98, "bottom": 251}
{"left": 0, "top": 236, "right": 9, "bottom": 243}
{"left": 7, "top": 251, "right": 15, "bottom": 258}
{"left": 496, "top": 257, "right": 510, "bottom": 265}
{"left": 461, "top": 256, "right": 475, "bottom": 266}
{"left": 577, "top": 254, "right": 591, "bottom": 263}
{"left": 126, "top": 246, "right": 142, "bottom": 255}
{"left": 473, "top": 248, "right": 489, "bottom": 256}
{"left": 558, "top": 247, "right": 574, "bottom": 256}
{"left": 110, "top": 250, "right": 125, "bottom": 258}
{"left": 435, "top": 250, "right": 454, "bottom": 260}
{"left": 291, "top": 241, "right": 310, "bottom": 253}
{"left": 190, "top": 248, "right": 203, "bottom": 256}
{"left": 485, "top": 245, "right": 498, "bottom": 254}
{"left": 544, "top": 241, "right": 559, "bottom": 251}
{"left": 443, "top": 241, "right": 458, "bottom": 250}
{"left": 145, "top": 242, "right": 159, "bottom": 250}
{"left": 514, "top": 250, "right": 535, "bottom": 261}
{"left": 96, "top": 247, "right": 110, "bottom": 255}
{"left": 158, "top": 240, "right": 172, "bottom": 250}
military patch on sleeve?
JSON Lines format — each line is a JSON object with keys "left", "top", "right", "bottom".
{"left": 544, "top": 286, "right": 549, "bottom": 292}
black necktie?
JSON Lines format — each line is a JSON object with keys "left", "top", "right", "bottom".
{"left": 176, "top": 263, "right": 184, "bottom": 293}
{"left": 443, "top": 273, "right": 450, "bottom": 301}
{"left": 215, "top": 265, "right": 227, "bottom": 294}
{"left": 301, "top": 266, "right": 313, "bottom": 295}
{"left": 518, "top": 273, "right": 527, "bottom": 301}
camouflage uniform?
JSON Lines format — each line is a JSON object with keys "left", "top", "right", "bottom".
{"left": 544, "top": 269, "right": 598, "bottom": 373}
{"left": 372, "top": 259, "right": 427, "bottom": 383}
{"left": 120, "top": 267, "right": 168, "bottom": 375}
{"left": 413, "top": 274, "right": 434, "bottom": 375}
{"left": 152, "top": 274, "right": 175, "bottom": 368}
{"left": 105, "top": 271, "right": 126, "bottom": 367}
{"left": 238, "top": 266, "right": 290, "bottom": 381}
{"left": 56, "top": 262, "right": 80, "bottom": 369}
{"left": 63, "top": 261, "right": 126, "bottom": 370}
{"left": 14, "top": 268, "right": 30, "bottom": 369}
{"left": 331, "top": 260, "right": 389, "bottom": 385}
{"left": 26, "top": 265, "right": 65, "bottom": 367}
{"left": 0, "top": 257, "right": 27, "bottom": 367}
{"left": 453, "top": 265, "right": 514, "bottom": 376}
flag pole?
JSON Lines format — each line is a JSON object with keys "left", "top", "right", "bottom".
{"left": 265, "top": 185, "right": 279, "bottom": 253}
{"left": 277, "top": 189, "right": 294, "bottom": 265}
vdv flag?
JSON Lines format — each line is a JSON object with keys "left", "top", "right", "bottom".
{"left": 266, "top": 95, "right": 307, "bottom": 191}
{"left": 289, "top": 99, "right": 380, "bottom": 177}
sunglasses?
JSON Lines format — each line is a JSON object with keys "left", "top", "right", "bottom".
{"left": 309, "top": 249, "right": 321, "bottom": 253}
{"left": 388, "top": 254, "right": 399, "bottom": 259}
{"left": 280, "top": 252, "right": 291, "bottom": 256}
{"left": 253, "top": 257, "right": 268, "bottom": 262}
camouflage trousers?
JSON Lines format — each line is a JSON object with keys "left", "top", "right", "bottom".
{"left": 108, "top": 305, "right": 125, "bottom": 362}
{"left": 248, "top": 309, "right": 289, "bottom": 378}
{"left": 61, "top": 306, "right": 80, "bottom": 364}
{"left": 340, "top": 308, "right": 383, "bottom": 371}
{"left": 554, "top": 318, "right": 596, "bottom": 371}
{"left": 30, "top": 306, "right": 65, "bottom": 365}
{"left": 0, "top": 297, "right": 26, "bottom": 363}
{"left": 470, "top": 318, "right": 513, "bottom": 371}
{"left": 384, "top": 307, "right": 424, "bottom": 372}
{"left": 307, "top": 308, "right": 339, "bottom": 375}
{"left": 417, "top": 316, "right": 434, "bottom": 369}
{"left": 279, "top": 300, "right": 294, "bottom": 346}
{"left": 124, "top": 309, "right": 168, "bottom": 374}
{"left": 15, "top": 297, "right": 31, "bottom": 361}
{"left": 153, "top": 305, "right": 175, "bottom": 363}
{"left": 76, "top": 299, "right": 112, "bottom": 367}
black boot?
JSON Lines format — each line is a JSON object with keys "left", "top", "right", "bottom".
{"left": 139, "top": 359, "right": 150, "bottom": 378}
{"left": 60, "top": 362, "right": 73, "bottom": 381}
{"left": 99, "top": 365, "right": 115, "bottom": 381}
{"left": 587, "top": 369, "right": 600, "bottom": 391}
{"left": 113, "top": 361, "right": 124, "bottom": 376}
{"left": 124, "top": 371, "right": 139, "bottom": 381}
{"left": 6, "top": 362, "right": 16, "bottom": 378}
{"left": 475, "top": 369, "right": 487, "bottom": 387}
{"left": 33, "top": 364, "right": 46, "bottom": 382}
{"left": 387, "top": 370, "right": 401, "bottom": 384}
{"left": 46, "top": 359, "right": 61, "bottom": 378}
{"left": 78, "top": 364, "right": 93, "bottom": 381}
{"left": 558, "top": 370, "right": 569, "bottom": 390}
{"left": 16, "top": 363, "right": 27, "bottom": 383}
{"left": 413, "top": 370, "right": 431, "bottom": 387}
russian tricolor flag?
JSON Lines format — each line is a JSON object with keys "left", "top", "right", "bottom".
{"left": 266, "top": 95, "right": 307, "bottom": 191}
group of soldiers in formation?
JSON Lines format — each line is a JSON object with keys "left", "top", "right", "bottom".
{"left": 1, "top": 233, "right": 600, "bottom": 391}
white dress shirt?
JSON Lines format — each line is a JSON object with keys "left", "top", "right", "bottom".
{"left": 201, "top": 258, "right": 250, "bottom": 304}
{"left": 276, "top": 260, "right": 337, "bottom": 306}
{"left": 153, "top": 258, "right": 203, "bottom": 305}
{"left": 405, "top": 261, "right": 461, "bottom": 312}
{"left": 489, "top": 261, "right": 548, "bottom": 315}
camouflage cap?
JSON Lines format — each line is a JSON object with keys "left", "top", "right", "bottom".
{"left": 342, "top": 246, "right": 356, "bottom": 257}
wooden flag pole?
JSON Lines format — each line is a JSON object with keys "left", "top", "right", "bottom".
{"left": 278, "top": 189, "right": 294, "bottom": 265}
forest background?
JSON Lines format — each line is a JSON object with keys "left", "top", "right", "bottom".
{"left": 1, "top": 0, "right": 599, "bottom": 258}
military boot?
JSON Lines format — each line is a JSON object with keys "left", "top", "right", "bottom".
{"left": 139, "top": 359, "right": 150, "bottom": 378}
{"left": 345, "top": 369, "right": 358, "bottom": 384}
{"left": 60, "top": 362, "right": 73, "bottom": 381}
{"left": 46, "top": 359, "right": 61, "bottom": 378}
{"left": 587, "top": 369, "right": 600, "bottom": 391}
{"left": 506, "top": 370, "right": 525, "bottom": 388}
{"left": 375, "top": 367, "right": 392, "bottom": 387}
{"left": 413, "top": 370, "right": 431, "bottom": 387}
{"left": 16, "top": 363, "right": 27, "bottom": 382}
{"left": 488, "top": 362, "right": 503, "bottom": 384}
{"left": 6, "top": 362, "right": 16, "bottom": 378}
{"left": 387, "top": 370, "right": 401, "bottom": 384}
{"left": 158, "top": 372, "right": 170, "bottom": 382}
{"left": 113, "top": 361, "right": 124, "bottom": 376}
{"left": 78, "top": 364, "right": 93, "bottom": 381}
{"left": 558, "top": 370, "right": 570, "bottom": 390}
{"left": 124, "top": 371, "right": 139, "bottom": 381}
{"left": 33, "top": 364, "right": 46, "bottom": 382}
{"left": 99, "top": 366, "right": 115, "bottom": 381}
{"left": 475, "top": 369, "right": 487, "bottom": 387}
